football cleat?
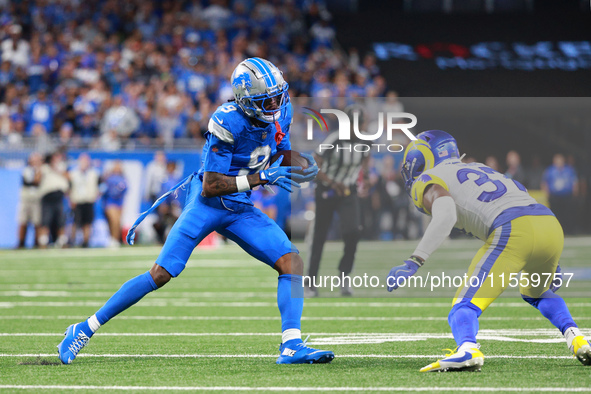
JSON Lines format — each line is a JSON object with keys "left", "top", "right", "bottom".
{"left": 276, "top": 337, "right": 335, "bottom": 364}
{"left": 420, "top": 346, "right": 484, "bottom": 372}
{"left": 57, "top": 323, "right": 93, "bottom": 364}
{"left": 570, "top": 336, "right": 591, "bottom": 366}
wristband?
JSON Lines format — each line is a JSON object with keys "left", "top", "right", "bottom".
{"left": 409, "top": 255, "right": 424, "bottom": 267}
{"left": 236, "top": 175, "right": 250, "bottom": 192}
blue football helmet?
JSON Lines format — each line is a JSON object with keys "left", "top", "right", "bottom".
{"left": 401, "top": 130, "right": 460, "bottom": 194}
{"left": 231, "top": 57, "right": 290, "bottom": 123}
{"left": 416, "top": 130, "right": 460, "bottom": 165}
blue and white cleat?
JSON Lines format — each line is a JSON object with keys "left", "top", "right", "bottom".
{"left": 420, "top": 346, "right": 484, "bottom": 372}
{"left": 276, "top": 337, "right": 335, "bottom": 364}
{"left": 57, "top": 323, "right": 93, "bottom": 364}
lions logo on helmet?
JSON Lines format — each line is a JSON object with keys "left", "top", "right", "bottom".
{"left": 232, "top": 72, "right": 252, "bottom": 90}
{"left": 401, "top": 130, "right": 460, "bottom": 195}
{"left": 231, "top": 57, "right": 290, "bottom": 124}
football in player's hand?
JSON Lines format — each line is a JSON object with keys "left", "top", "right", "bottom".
{"left": 271, "top": 150, "right": 309, "bottom": 173}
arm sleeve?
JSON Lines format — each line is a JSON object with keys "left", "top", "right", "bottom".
{"left": 203, "top": 133, "right": 234, "bottom": 174}
{"left": 412, "top": 196, "right": 457, "bottom": 261}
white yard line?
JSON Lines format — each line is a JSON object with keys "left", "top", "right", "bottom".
{"left": 0, "top": 385, "right": 589, "bottom": 392}
{"left": 1, "top": 261, "right": 262, "bottom": 272}
{"left": 0, "top": 291, "right": 276, "bottom": 298}
{"left": 0, "top": 353, "right": 579, "bottom": 360}
{"left": 0, "top": 330, "right": 574, "bottom": 337}
{"left": 3, "top": 315, "right": 591, "bottom": 322}
{"left": 0, "top": 282, "right": 278, "bottom": 290}
{"left": 2, "top": 301, "right": 591, "bottom": 308}
{"left": 3, "top": 330, "right": 588, "bottom": 345}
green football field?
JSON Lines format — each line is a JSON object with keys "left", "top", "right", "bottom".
{"left": 1, "top": 238, "right": 591, "bottom": 393}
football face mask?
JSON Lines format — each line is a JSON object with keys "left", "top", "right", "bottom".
{"left": 401, "top": 140, "right": 435, "bottom": 195}
{"left": 247, "top": 88, "right": 290, "bottom": 123}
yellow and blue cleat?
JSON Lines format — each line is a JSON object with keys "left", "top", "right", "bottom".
{"left": 420, "top": 346, "right": 484, "bottom": 372}
{"left": 276, "top": 337, "right": 335, "bottom": 364}
{"left": 570, "top": 336, "right": 591, "bottom": 365}
{"left": 57, "top": 323, "right": 93, "bottom": 364}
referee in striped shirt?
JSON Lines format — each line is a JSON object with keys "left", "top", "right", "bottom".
{"left": 306, "top": 105, "right": 370, "bottom": 297}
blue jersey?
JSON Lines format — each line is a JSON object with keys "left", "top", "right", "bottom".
{"left": 544, "top": 165, "right": 577, "bottom": 196}
{"left": 197, "top": 102, "right": 292, "bottom": 207}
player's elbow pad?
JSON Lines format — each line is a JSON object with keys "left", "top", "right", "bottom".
{"left": 412, "top": 196, "right": 457, "bottom": 261}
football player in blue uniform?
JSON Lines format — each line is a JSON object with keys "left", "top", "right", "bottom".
{"left": 58, "top": 58, "right": 335, "bottom": 365}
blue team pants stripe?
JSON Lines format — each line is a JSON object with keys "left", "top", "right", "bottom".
{"left": 463, "top": 222, "right": 512, "bottom": 301}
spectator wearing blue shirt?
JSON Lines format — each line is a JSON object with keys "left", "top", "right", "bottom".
{"left": 543, "top": 153, "right": 579, "bottom": 234}
{"left": 27, "top": 47, "right": 47, "bottom": 94}
{"left": 40, "top": 45, "right": 62, "bottom": 88}
{"left": 102, "top": 161, "right": 128, "bottom": 247}
{"left": 0, "top": 60, "right": 14, "bottom": 90}
{"left": 26, "top": 87, "right": 54, "bottom": 134}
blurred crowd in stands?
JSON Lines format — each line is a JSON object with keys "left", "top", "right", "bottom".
{"left": 18, "top": 150, "right": 130, "bottom": 248}
{"left": 16, "top": 147, "right": 588, "bottom": 248}
{"left": 475, "top": 151, "right": 584, "bottom": 235}
{"left": 0, "top": 0, "right": 386, "bottom": 150}
{"left": 7, "top": 0, "right": 591, "bottom": 247}
{"left": 348, "top": 149, "right": 586, "bottom": 241}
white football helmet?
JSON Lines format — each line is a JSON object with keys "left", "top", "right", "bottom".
{"left": 231, "top": 57, "right": 290, "bottom": 123}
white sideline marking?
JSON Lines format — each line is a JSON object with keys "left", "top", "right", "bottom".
{"left": 0, "top": 259, "right": 253, "bottom": 269}
{"left": 0, "top": 386, "right": 589, "bottom": 392}
{"left": 3, "top": 315, "right": 591, "bottom": 322}
{"left": 0, "top": 353, "right": 579, "bottom": 360}
{"left": 4, "top": 301, "right": 591, "bottom": 308}
{"left": 1, "top": 282, "right": 278, "bottom": 290}
{"left": 4, "top": 330, "right": 588, "bottom": 345}
{"left": 0, "top": 291, "right": 275, "bottom": 298}
{"left": 0, "top": 246, "right": 248, "bottom": 259}
{"left": 0, "top": 330, "right": 573, "bottom": 337}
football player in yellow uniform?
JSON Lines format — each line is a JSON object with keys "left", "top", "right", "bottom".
{"left": 387, "top": 130, "right": 591, "bottom": 372}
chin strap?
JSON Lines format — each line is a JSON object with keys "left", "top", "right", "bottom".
{"left": 274, "top": 121, "right": 285, "bottom": 145}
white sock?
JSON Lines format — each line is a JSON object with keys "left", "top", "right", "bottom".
{"left": 87, "top": 314, "right": 101, "bottom": 333}
{"left": 282, "top": 328, "right": 301, "bottom": 344}
{"left": 564, "top": 326, "right": 583, "bottom": 350}
{"left": 458, "top": 342, "right": 478, "bottom": 352}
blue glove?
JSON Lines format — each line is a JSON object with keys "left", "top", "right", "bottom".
{"left": 291, "top": 152, "right": 319, "bottom": 183}
{"left": 387, "top": 258, "right": 422, "bottom": 292}
{"left": 259, "top": 155, "right": 301, "bottom": 193}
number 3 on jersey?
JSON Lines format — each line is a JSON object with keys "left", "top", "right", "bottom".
{"left": 456, "top": 166, "right": 526, "bottom": 203}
